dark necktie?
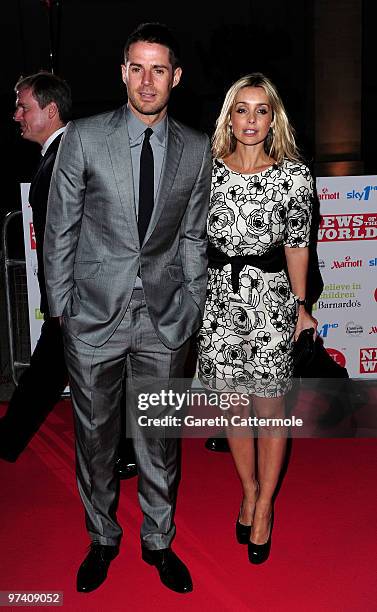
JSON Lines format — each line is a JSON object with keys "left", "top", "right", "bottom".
{"left": 138, "top": 127, "right": 154, "bottom": 245}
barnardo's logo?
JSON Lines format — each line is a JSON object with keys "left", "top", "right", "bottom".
{"left": 313, "top": 282, "right": 362, "bottom": 311}
{"left": 331, "top": 256, "right": 362, "bottom": 270}
{"left": 318, "top": 322, "right": 338, "bottom": 338}
{"left": 318, "top": 187, "right": 339, "bottom": 201}
{"left": 369, "top": 326, "right": 377, "bottom": 335}
{"left": 360, "top": 347, "right": 377, "bottom": 373}
{"left": 319, "top": 214, "right": 377, "bottom": 241}
{"left": 327, "top": 348, "right": 346, "bottom": 368}
{"left": 347, "top": 185, "right": 377, "bottom": 201}
{"left": 34, "top": 308, "right": 43, "bottom": 320}
{"left": 346, "top": 322, "right": 363, "bottom": 336}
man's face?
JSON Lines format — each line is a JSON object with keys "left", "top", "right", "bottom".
{"left": 13, "top": 87, "right": 52, "bottom": 145}
{"left": 122, "top": 41, "right": 182, "bottom": 123}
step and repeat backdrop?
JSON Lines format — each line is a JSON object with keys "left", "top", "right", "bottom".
{"left": 21, "top": 175, "right": 377, "bottom": 379}
{"left": 314, "top": 175, "right": 377, "bottom": 378}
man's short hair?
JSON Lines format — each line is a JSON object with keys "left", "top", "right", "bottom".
{"left": 15, "top": 71, "right": 72, "bottom": 123}
{"left": 123, "top": 22, "right": 181, "bottom": 70}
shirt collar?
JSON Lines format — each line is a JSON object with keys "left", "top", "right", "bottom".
{"left": 126, "top": 106, "right": 167, "bottom": 146}
{"left": 41, "top": 126, "right": 66, "bottom": 156}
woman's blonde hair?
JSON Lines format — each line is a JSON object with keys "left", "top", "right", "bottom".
{"left": 212, "top": 73, "right": 301, "bottom": 164}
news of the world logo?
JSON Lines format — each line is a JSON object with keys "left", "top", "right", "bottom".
{"left": 319, "top": 214, "right": 377, "bottom": 241}
{"left": 360, "top": 348, "right": 377, "bottom": 374}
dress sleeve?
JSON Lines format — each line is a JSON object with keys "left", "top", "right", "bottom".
{"left": 284, "top": 164, "right": 313, "bottom": 248}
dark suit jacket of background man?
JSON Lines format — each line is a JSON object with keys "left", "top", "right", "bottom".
{"left": 0, "top": 135, "right": 68, "bottom": 461}
{"left": 29, "top": 134, "right": 63, "bottom": 315}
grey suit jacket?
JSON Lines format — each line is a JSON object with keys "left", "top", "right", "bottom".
{"left": 44, "top": 105, "right": 211, "bottom": 349}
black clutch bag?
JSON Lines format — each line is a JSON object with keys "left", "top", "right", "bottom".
{"left": 292, "top": 328, "right": 315, "bottom": 371}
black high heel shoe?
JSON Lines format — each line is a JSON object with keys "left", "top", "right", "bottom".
{"left": 248, "top": 513, "right": 274, "bottom": 564}
{"left": 236, "top": 519, "right": 252, "bottom": 545}
{"left": 236, "top": 485, "right": 259, "bottom": 544}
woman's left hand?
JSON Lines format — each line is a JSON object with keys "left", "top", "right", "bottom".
{"left": 294, "top": 306, "right": 318, "bottom": 341}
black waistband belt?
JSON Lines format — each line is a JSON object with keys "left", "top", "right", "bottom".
{"left": 208, "top": 243, "right": 285, "bottom": 293}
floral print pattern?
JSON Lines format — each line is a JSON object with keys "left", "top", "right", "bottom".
{"left": 197, "top": 158, "right": 313, "bottom": 397}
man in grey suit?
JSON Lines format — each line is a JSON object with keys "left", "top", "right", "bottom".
{"left": 44, "top": 23, "right": 211, "bottom": 594}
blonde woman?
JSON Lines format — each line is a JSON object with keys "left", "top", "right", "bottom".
{"left": 198, "top": 73, "right": 317, "bottom": 563}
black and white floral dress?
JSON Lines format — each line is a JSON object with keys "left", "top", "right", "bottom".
{"left": 197, "top": 158, "right": 313, "bottom": 397}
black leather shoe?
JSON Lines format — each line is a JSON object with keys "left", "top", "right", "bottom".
{"left": 0, "top": 444, "right": 18, "bottom": 462}
{"left": 248, "top": 514, "right": 273, "bottom": 564}
{"left": 141, "top": 547, "right": 193, "bottom": 593}
{"left": 115, "top": 456, "right": 137, "bottom": 479}
{"left": 205, "top": 436, "right": 230, "bottom": 452}
{"left": 77, "top": 543, "right": 119, "bottom": 592}
{"left": 0, "top": 425, "right": 18, "bottom": 462}
{"left": 236, "top": 519, "right": 251, "bottom": 545}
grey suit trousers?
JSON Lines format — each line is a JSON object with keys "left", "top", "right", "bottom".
{"left": 62, "top": 289, "right": 189, "bottom": 548}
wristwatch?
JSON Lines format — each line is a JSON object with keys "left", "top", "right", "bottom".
{"left": 297, "top": 298, "right": 307, "bottom": 307}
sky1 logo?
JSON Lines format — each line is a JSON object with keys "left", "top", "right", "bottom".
{"left": 318, "top": 323, "right": 339, "bottom": 338}
{"left": 346, "top": 185, "right": 377, "bottom": 200}
{"left": 369, "top": 257, "right": 377, "bottom": 266}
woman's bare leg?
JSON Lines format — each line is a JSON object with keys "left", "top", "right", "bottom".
{"left": 251, "top": 395, "right": 287, "bottom": 543}
{"left": 226, "top": 399, "right": 258, "bottom": 525}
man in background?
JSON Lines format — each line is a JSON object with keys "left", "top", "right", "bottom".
{"left": 0, "top": 72, "right": 136, "bottom": 479}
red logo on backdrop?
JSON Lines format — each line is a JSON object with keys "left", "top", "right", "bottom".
{"left": 374, "top": 288, "right": 377, "bottom": 303}
{"left": 318, "top": 187, "right": 340, "bottom": 201}
{"left": 326, "top": 348, "right": 346, "bottom": 368}
{"left": 318, "top": 213, "right": 377, "bottom": 241}
{"left": 360, "top": 347, "right": 377, "bottom": 374}
{"left": 29, "top": 223, "right": 36, "bottom": 250}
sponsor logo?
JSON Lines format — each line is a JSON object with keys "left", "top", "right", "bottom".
{"left": 369, "top": 326, "right": 377, "bottom": 335}
{"left": 375, "top": 289, "right": 377, "bottom": 303}
{"left": 345, "top": 322, "right": 363, "bottom": 336}
{"left": 35, "top": 308, "right": 43, "bottom": 320}
{"left": 313, "top": 283, "right": 361, "bottom": 310}
{"left": 318, "top": 322, "right": 338, "bottom": 338}
{"left": 327, "top": 348, "right": 346, "bottom": 368}
{"left": 29, "top": 222, "right": 36, "bottom": 250}
{"left": 369, "top": 257, "right": 377, "bottom": 267}
{"left": 318, "top": 259, "right": 325, "bottom": 269}
{"left": 331, "top": 256, "right": 362, "bottom": 270}
{"left": 318, "top": 213, "right": 377, "bottom": 241}
{"left": 312, "top": 282, "right": 362, "bottom": 311}
{"left": 346, "top": 185, "right": 377, "bottom": 201}
{"left": 360, "top": 347, "right": 377, "bottom": 373}
{"left": 313, "top": 300, "right": 361, "bottom": 311}
{"left": 318, "top": 187, "right": 340, "bottom": 201}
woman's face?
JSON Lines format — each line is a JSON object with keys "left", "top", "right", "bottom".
{"left": 230, "top": 86, "right": 273, "bottom": 149}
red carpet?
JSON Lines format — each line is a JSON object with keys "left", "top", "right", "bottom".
{"left": 1, "top": 399, "right": 376, "bottom": 611}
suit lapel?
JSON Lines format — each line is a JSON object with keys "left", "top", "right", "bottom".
{"left": 143, "top": 118, "right": 183, "bottom": 244}
{"left": 106, "top": 106, "right": 139, "bottom": 246}
{"left": 29, "top": 135, "right": 62, "bottom": 206}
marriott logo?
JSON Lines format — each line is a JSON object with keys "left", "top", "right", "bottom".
{"left": 331, "top": 256, "right": 362, "bottom": 270}
{"left": 318, "top": 187, "right": 340, "bottom": 201}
